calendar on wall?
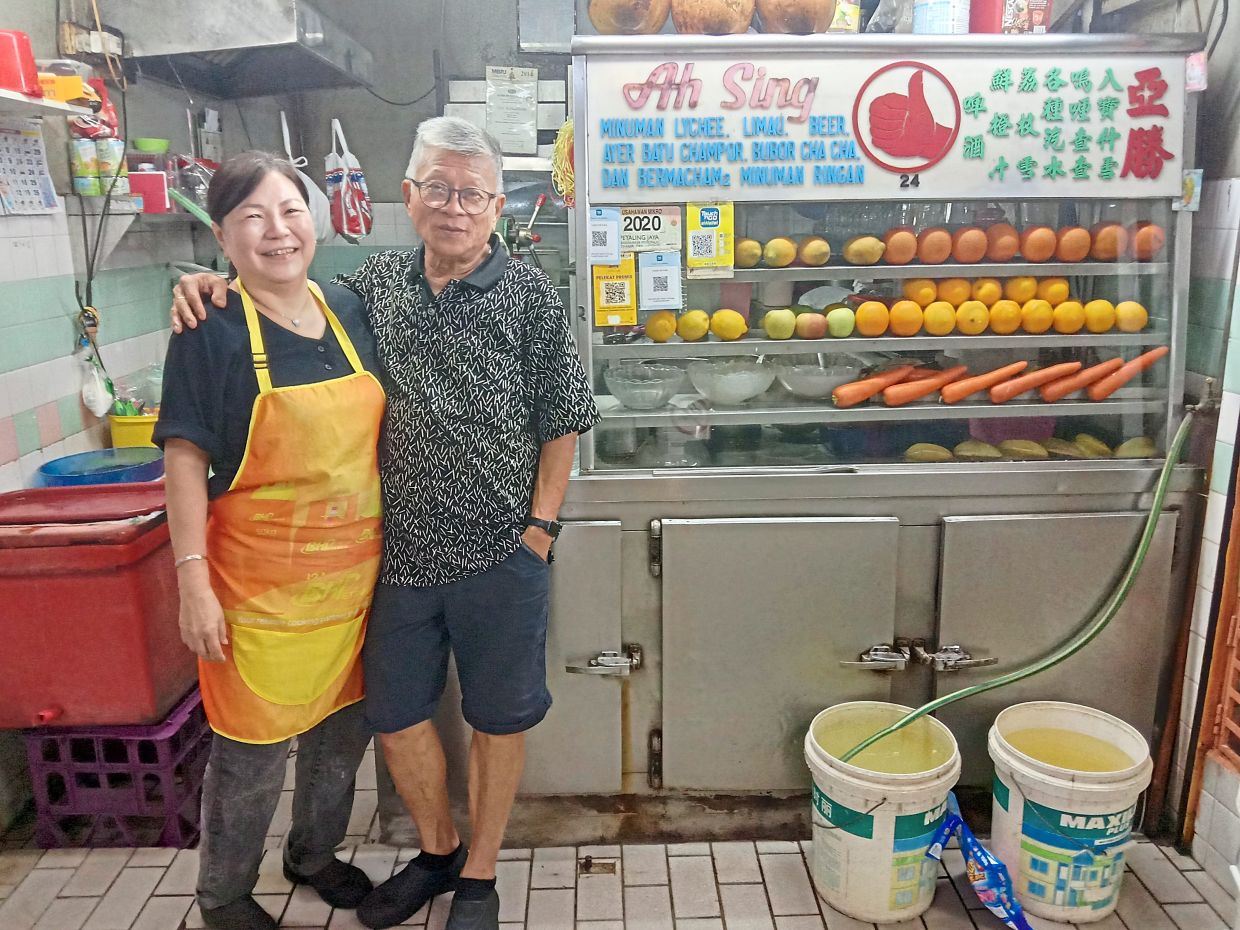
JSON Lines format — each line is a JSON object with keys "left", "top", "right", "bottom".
{"left": 0, "top": 118, "right": 59, "bottom": 215}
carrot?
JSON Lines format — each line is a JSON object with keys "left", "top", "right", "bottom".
{"left": 832, "top": 365, "right": 915, "bottom": 408}
{"left": 883, "top": 365, "right": 968, "bottom": 406}
{"left": 908, "top": 367, "right": 942, "bottom": 380}
{"left": 988, "top": 362, "right": 1083, "bottom": 404}
{"left": 1086, "top": 346, "right": 1170, "bottom": 401}
{"left": 1039, "top": 357, "right": 1125, "bottom": 402}
{"left": 940, "top": 361, "right": 1029, "bottom": 405}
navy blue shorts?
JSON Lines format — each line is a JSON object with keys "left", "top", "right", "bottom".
{"left": 363, "top": 543, "right": 552, "bottom": 736}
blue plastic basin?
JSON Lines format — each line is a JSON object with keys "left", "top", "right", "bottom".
{"left": 37, "top": 449, "right": 165, "bottom": 487}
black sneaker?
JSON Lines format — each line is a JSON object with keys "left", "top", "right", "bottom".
{"left": 200, "top": 895, "right": 278, "bottom": 930}
{"left": 445, "top": 888, "right": 500, "bottom": 930}
{"left": 356, "top": 845, "right": 468, "bottom": 929}
{"left": 283, "top": 857, "right": 373, "bottom": 909}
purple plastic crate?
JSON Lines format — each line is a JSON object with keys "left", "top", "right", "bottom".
{"left": 23, "top": 688, "right": 210, "bottom": 848}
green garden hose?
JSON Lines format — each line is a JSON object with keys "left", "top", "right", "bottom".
{"left": 842, "top": 410, "right": 1197, "bottom": 763}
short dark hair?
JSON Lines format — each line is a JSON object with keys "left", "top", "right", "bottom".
{"left": 206, "top": 151, "right": 309, "bottom": 225}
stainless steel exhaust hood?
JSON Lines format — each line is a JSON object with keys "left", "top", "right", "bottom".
{"left": 100, "top": 0, "right": 374, "bottom": 98}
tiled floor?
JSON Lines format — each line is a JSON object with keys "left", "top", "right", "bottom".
{"left": 0, "top": 746, "right": 1236, "bottom": 929}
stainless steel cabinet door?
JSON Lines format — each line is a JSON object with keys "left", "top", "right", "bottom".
{"left": 935, "top": 512, "right": 1178, "bottom": 785}
{"left": 522, "top": 520, "right": 625, "bottom": 794}
{"left": 661, "top": 517, "right": 901, "bottom": 791}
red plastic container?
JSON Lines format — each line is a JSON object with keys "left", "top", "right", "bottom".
{"left": 0, "top": 484, "right": 197, "bottom": 728}
{"left": 0, "top": 30, "right": 41, "bottom": 98}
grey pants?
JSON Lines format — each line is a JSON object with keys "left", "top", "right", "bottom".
{"left": 196, "top": 701, "right": 371, "bottom": 910}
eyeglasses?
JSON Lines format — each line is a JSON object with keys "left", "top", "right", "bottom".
{"left": 408, "top": 179, "right": 498, "bottom": 215}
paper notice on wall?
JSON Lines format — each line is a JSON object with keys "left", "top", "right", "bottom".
{"left": 0, "top": 118, "right": 58, "bottom": 215}
{"left": 592, "top": 253, "right": 637, "bottom": 327}
{"left": 685, "top": 202, "right": 734, "bottom": 279}
{"left": 638, "top": 251, "right": 682, "bottom": 311}
{"left": 486, "top": 66, "right": 538, "bottom": 155}
{"left": 621, "top": 205, "right": 681, "bottom": 253}
{"left": 587, "top": 207, "right": 621, "bottom": 265}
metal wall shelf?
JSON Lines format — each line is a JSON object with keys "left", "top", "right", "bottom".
{"left": 595, "top": 393, "right": 1161, "bottom": 428}
{"left": 0, "top": 88, "right": 90, "bottom": 118}
{"left": 592, "top": 332, "right": 1165, "bottom": 360}
{"left": 721, "top": 261, "right": 1170, "bottom": 283}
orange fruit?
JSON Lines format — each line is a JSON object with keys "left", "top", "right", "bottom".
{"left": 1055, "top": 227, "right": 1092, "bottom": 263}
{"left": 1019, "top": 226, "right": 1057, "bottom": 263}
{"left": 1004, "top": 276, "right": 1038, "bottom": 303}
{"left": 937, "top": 278, "right": 972, "bottom": 306}
{"left": 1052, "top": 301, "right": 1086, "bottom": 334}
{"left": 956, "top": 300, "right": 989, "bottom": 335}
{"left": 989, "top": 299, "right": 1023, "bottom": 335}
{"left": 854, "top": 300, "right": 890, "bottom": 337}
{"left": 889, "top": 300, "right": 924, "bottom": 336}
{"left": 1090, "top": 222, "right": 1129, "bottom": 262}
{"left": 1131, "top": 222, "right": 1166, "bottom": 260}
{"left": 972, "top": 278, "right": 1002, "bottom": 306}
{"left": 951, "top": 227, "right": 988, "bottom": 264}
{"left": 1115, "top": 301, "right": 1149, "bottom": 332}
{"left": 1084, "top": 299, "right": 1117, "bottom": 333}
{"left": 985, "top": 223, "right": 1020, "bottom": 262}
{"left": 883, "top": 227, "right": 918, "bottom": 265}
{"left": 1036, "top": 277, "right": 1070, "bottom": 305}
{"left": 1021, "top": 299, "right": 1054, "bottom": 334}
{"left": 924, "top": 301, "right": 956, "bottom": 336}
{"left": 903, "top": 278, "right": 937, "bottom": 307}
{"left": 917, "top": 227, "right": 953, "bottom": 264}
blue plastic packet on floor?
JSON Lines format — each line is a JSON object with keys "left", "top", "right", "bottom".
{"left": 926, "top": 793, "right": 1034, "bottom": 930}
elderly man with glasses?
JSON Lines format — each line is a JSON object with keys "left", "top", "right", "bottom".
{"left": 172, "top": 117, "right": 599, "bottom": 930}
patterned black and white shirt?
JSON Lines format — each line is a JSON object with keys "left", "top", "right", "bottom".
{"left": 336, "top": 236, "right": 600, "bottom": 587}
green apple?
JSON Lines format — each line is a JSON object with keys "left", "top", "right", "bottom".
{"left": 762, "top": 307, "right": 796, "bottom": 340}
{"left": 826, "top": 306, "right": 856, "bottom": 338}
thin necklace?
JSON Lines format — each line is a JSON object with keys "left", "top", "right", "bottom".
{"left": 253, "top": 294, "right": 314, "bottom": 329}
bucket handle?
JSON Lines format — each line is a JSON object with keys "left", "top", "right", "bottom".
{"left": 816, "top": 797, "right": 888, "bottom": 832}
{"left": 1011, "top": 775, "right": 1135, "bottom": 862}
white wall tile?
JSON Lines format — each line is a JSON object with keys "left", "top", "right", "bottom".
{"left": 1194, "top": 225, "right": 1240, "bottom": 281}
{"left": 0, "top": 463, "right": 19, "bottom": 493}
{"left": 1205, "top": 492, "right": 1229, "bottom": 545}
{"left": 1188, "top": 632, "right": 1209, "bottom": 685}
{"left": 1199, "top": 539, "right": 1221, "bottom": 592}
{"left": 17, "top": 450, "right": 44, "bottom": 487}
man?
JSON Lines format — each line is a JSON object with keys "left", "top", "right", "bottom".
{"left": 172, "top": 117, "right": 600, "bottom": 930}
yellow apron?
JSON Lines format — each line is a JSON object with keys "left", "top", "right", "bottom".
{"left": 199, "top": 280, "right": 384, "bottom": 744}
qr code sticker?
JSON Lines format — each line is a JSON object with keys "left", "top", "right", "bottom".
{"left": 591, "top": 229, "right": 609, "bottom": 248}
{"left": 689, "top": 231, "right": 716, "bottom": 259}
{"left": 601, "top": 281, "right": 631, "bottom": 307}
{"left": 651, "top": 273, "right": 670, "bottom": 294}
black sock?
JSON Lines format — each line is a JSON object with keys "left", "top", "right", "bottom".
{"left": 414, "top": 844, "right": 462, "bottom": 871}
{"left": 454, "top": 876, "right": 496, "bottom": 901}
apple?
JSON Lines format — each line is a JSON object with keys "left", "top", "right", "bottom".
{"left": 762, "top": 307, "right": 796, "bottom": 340}
{"left": 827, "top": 306, "right": 856, "bottom": 338}
{"left": 794, "top": 312, "right": 827, "bottom": 339}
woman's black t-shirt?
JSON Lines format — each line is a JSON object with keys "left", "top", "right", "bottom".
{"left": 154, "top": 282, "right": 380, "bottom": 497}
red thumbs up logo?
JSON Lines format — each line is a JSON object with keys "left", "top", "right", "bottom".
{"left": 852, "top": 61, "right": 961, "bottom": 174}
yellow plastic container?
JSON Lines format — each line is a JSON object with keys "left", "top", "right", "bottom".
{"left": 108, "top": 414, "right": 158, "bottom": 449}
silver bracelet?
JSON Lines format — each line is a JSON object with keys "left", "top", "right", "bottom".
{"left": 175, "top": 553, "right": 206, "bottom": 569}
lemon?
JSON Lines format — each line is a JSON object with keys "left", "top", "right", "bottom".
{"left": 988, "top": 299, "right": 1023, "bottom": 335}
{"left": 797, "top": 236, "right": 832, "bottom": 267}
{"left": 763, "top": 237, "right": 797, "bottom": 268}
{"left": 677, "top": 309, "right": 710, "bottom": 342}
{"left": 646, "top": 311, "right": 677, "bottom": 343}
{"left": 1004, "top": 276, "right": 1038, "bottom": 303}
{"left": 1021, "top": 299, "right": 1054, "bottom": 334}
{"left": 1084, "top": 299, "right": 1117, "bottom": 333}
{"left": 937, "top": 278, "right": 972, "bottom": 307}
{"left": 1037, "top": 277, "right": 1070, "bottom": 305}
{"left": 971, "top": 278, "right": 1003, "bottom": 306}
{"left": 1115, "top": 301, "right": 1149, "bottom": 332}
{"left": 956, "top": 300, "right": 989, "bottom": 335}
{"left": 1052, "top": 301, "right": 1086, "bottom": 334}
{"left": 924, "top": 301, "right": 957, "bottom": 336}
{"left": 735, "top": 238, "right": 762, "bottom": 269}
{"left": 710, "top": 308, "right": 748, "bottom": 341}
{"left": 903, "top": 278, "right": 937, "bottom": 308}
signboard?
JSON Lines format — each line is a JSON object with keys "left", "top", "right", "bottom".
{"left": 583, "top": 52, "right": 1186, "bottom": 203}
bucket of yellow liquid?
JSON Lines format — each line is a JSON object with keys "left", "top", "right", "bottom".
{"left": 804, "top": 702, "right": 960, "bottom": 923}
{"left": 988, "top": 701, "right": 1152, "bottom": 924}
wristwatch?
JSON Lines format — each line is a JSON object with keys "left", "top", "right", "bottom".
{"left": 525, "top": 517, "right": 563, "bottom": 539}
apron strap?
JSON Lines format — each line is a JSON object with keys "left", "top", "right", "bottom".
{"left": 237, "top": 280, "right": 368, "bottom": 393}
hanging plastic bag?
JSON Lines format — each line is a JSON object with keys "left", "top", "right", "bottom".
{"left": 75, "top": 337, "right": 114, "bottom": 419}
{"left": 281, "top": 111, "right": 335, "bottom": 243}
{"left": 325, "top": 118, "right": 373, "bottom": 244}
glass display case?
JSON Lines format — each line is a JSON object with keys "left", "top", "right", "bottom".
{"left": 570, "top": 35, "right": 1194, "bottom": 473}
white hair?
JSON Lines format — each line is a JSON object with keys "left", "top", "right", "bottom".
{"left": 405, "top": 116, "right": 504, "bottom": 193}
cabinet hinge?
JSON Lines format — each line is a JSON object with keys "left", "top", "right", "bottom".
{"left": 648, "top": 519, "right": 662, "bottom": 577}
{"left": 648, "top": 728, "right": 663, "bottom": 790}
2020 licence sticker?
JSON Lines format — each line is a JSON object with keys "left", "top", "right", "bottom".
{"left": 620, "top": 205, "right": 681, "bottom": 253}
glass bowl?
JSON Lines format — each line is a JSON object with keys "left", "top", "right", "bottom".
{"left": 603, "top": 362, "right": 685, "bottom": 410}
{"left": 774, "top": 356, "right": 863, "bottom": 399}
{"left": 688, "top": 357, "right": 776, "bottom": 406}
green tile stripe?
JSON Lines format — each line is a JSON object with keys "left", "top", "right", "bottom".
{"left": 56, "top": 394, "right": 83, "bottom": 437}
{"left": 13, "top": 410, "right": 39, "bottom": 456}
{"left": 1212, "top": 441, "right": 1235, "bottom": 496}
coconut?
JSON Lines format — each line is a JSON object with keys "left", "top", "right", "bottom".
{"left": 671, "top": 0, "right": 756, "bottom": 33}
{"left": 754, "top": 0, "right": 837, "bottom": 32}
{"left": 588, "top": 0, "right": 672, "bottom": 33}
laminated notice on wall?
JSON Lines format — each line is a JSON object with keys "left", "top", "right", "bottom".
{"left": 587, "top": 206, "right": 621, "bottom": 265}
{"left": 592, "top": 252, "right": 637, "bottom": 327}
{"left": 486, "top": 66, "right": 538, "bottom": 155}
{"left": 685, "top": 202, "right": 734, "bottom": 279}
{"left": 621, "top": 205, "right": 681, "bottom": 253}
{"left": 638, "top": 251, "right": 682, "bottom": 311}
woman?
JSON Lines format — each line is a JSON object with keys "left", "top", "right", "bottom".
{"left": 156, "top": 152, "right": 385, "bottom": 930}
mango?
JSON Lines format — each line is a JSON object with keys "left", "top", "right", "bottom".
{"left": 1041, "top": 438, "right": 1088, "bottom": 459}
{"left": 906, "top": 443, "right": 954, "bottom": 463}
{"left": 998, "top": 439, "right": 1049, "bottom": 460}
{"left": 954, "top": 440, "right": 1002, "bottom": 461}
{"left": 1115, "top": 436, "right": 1158, "bottom": 458}
{"left": 1074, "top": 433, "right": 1113, "bottom": 458}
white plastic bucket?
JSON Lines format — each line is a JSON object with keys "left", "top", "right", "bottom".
{"left": 988, "top": 702, "right": 1152, "bottom": 924}
{"left": 804, "top": 702, "right": 961, "bottom": 924}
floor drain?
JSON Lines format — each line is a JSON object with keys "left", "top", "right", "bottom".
{"left": 577, "top": 856, "right": 617, "bottom": 875}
